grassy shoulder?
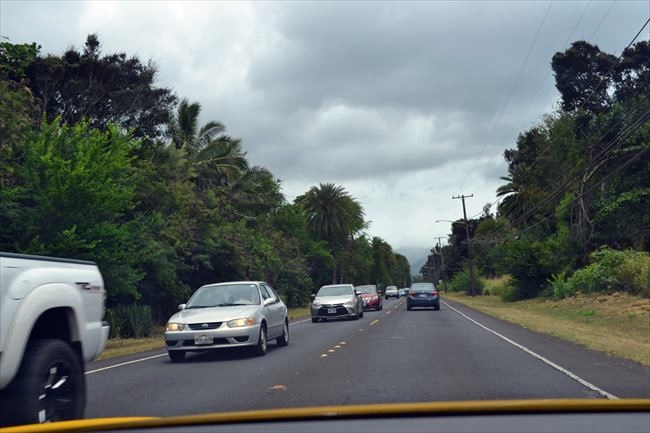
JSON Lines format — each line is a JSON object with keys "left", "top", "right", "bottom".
{"left": 97, "top": 306, "right": 311, "bottom": 361}
{"left": 444, "top": 291, "right": 650, "bottom": 366}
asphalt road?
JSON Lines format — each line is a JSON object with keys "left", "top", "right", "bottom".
{"left": 85, "top": 298, "right": 650, "bottom": 418}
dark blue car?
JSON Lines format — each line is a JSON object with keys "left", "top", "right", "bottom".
{"left": 406, "top": 282, "right": 440, "bottom": 310}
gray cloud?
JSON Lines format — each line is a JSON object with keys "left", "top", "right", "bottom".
{"left": 2, "top": 0, "right": 647, "bottom": 250}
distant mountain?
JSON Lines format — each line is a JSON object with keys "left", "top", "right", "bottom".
{"left": 395, "top": 246, "right": 432, "bottom": 276}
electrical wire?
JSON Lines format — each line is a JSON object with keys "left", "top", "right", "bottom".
{"left": 460, "top": 1, "right": 554, "bottom": 189}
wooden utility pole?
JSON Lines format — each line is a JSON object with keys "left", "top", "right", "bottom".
{"left": 452, "top": 194, "right": 475, "bottom": 296}
{"left": 434, "top": 236, "right": 447, "bottom": 292}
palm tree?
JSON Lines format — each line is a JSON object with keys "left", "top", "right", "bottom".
{"left": 169, "top": 99, "right": 248, "bottom": 187}
{"left": 295, "top": 183, "right": 366, "bottom": 283}
{"left": 228, "top": 166, "right": 285, "bottom": 217}
{"left": 496, "top": 166, "right": 545, "bottom": 227}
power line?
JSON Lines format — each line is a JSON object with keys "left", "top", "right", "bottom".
{"left": 506, "top": 0, "right": 594, "bottom": 144}
{"left": 504, "top": 13, "right": 650, "bottom": 178}
{"left": 472, "top": 103, "right": 650, "bottom": 243}
{"left": 482, "top": 15, "right": 650, "bottom": 238}
{"left": 504, "top": 103, "right": 650, "bottom": 230}
{"left": 460, "top": 1, "right": 554, "bottom": 189}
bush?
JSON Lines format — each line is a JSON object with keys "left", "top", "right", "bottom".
{"left": 105, "top": 304, "right": 154, "bottom": 339}
{"left": 548, "top": 271, "right": 575, "bottom": 299}
{"left": 548, "top": 247, "right": 650, "bottom": 298}
{"left": 483, "top": 276, "right": 513, "bottom": 299}
{"left": 449, "top": 264, "right": 485, "bottom": 295}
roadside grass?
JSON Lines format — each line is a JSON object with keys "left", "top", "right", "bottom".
{"left": 288, "top": 306, "right": 311, "bottom": 320}
{"left": 97, "top": 333, "right": 165, "bottom": 361}
{"left": 98, "top": 307, "right": 311, "bottom": 361}
{"left": 444, "top": 291, "right": 650, "bottom": 366}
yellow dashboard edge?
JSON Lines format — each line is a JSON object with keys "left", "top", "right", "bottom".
{"left": 2, "top": 399, "right": 649, "bottom": 433}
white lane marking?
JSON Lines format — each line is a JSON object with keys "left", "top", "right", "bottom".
{"left": 290, "top": 318, "right": 312, "bottom": 325}
{"left": 370, "top": 319, "right": 379, "bottom": 326}
{"left": 85, "top": 353, "right": 167, "bottom": 375}
{"left": 87, "top": 316, "right": 336, "bottom": 375}
{"left": 442, "top": 301, "right": 618, "bottom": 400}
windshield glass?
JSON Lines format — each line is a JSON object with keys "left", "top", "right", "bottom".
{"left": 186, "top": 284, "right": 261, "bottom": 307}
{"left": 2, "top": 1, "right": 648, "bottom": 428}
{"left": 317, "top": 285, "right": 354, "bottom": 297}
{"left": 355, "top": 285, "right": 377, "bottom": 294}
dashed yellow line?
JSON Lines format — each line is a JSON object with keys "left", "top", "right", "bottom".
{"left": 340, "top": 341, "right": 346, "bottom": 345}
{"left": 321, "top": 354, "right": 328, "bottom": 358}
{"left": 370, "top": 319, "right": 379, "bottom": 326}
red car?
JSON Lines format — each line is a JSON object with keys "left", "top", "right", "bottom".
{"left": 355, "top": 285, "right": 383, "bottom": 311}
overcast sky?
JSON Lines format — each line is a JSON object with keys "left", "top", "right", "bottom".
{"left": 2, "top": 0, "right": 649, "bottom": 265}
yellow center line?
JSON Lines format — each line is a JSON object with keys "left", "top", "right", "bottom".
{"left": 334, "top": 345, "right": 341, "bottom": 348}
{"left": 370, "top": 319, "right": 379, "bottom": 326}
{"left": 321, "top": 354, "right": 328, "bottom": 358}
{"left": 340, "top": 341, "right": 346, "bottom": 345}
{"left": 328, "top": 349, "right": 335, "bottom": 353}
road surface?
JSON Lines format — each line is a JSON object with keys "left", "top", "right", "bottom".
{"left": 85, "top": 298, "right": 650, "bottom": 418}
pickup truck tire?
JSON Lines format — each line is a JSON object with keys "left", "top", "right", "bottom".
{"left": 1, "top": 339, "right": 85, "bottom": 425}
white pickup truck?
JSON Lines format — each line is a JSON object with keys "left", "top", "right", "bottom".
{"left": 0, "top": 252, "right": 109, "bottom": 425}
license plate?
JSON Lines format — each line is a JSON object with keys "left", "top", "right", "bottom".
{"left": 418, "top": 294, "right": 427, "bottom": 297}
{"left": 327, "top": 308, "right": 337, "bottom": 314}
{"left": 194, "top": 334, "right": 213, "bottom": 345}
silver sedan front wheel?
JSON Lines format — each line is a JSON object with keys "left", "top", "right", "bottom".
{"left": 276, "top": 320, "right": 289, "bottom": 347}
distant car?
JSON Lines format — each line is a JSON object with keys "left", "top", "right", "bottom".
{"left": 385, "top": 286, "right": 399, "bottom": 299}
{"left": 398, "top": 288, "right": 408, "bottom": 297}
{"left": 406, "top": 282, "right": 440, "bottom": 310}
{"left": 164, "top": 281, "right": 289, "bottom": 361}
{"left": 311, "top": 284, "right": 363, "bottom": 322}
{"left": 355, "top": 284, "right": 383, "bottom": 311}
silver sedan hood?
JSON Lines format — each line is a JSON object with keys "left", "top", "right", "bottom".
{"left": 169, "top": 305, "right": 260, "bottom": 324}
{"left": 314, "top": 295, "right": 355, "bottom": 305}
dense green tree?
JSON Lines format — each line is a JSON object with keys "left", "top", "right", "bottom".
{"left": 0, "top": 119, "right": 142, "bottom": 303}
{"left": 551, "top": 41, "right": 618, "bottom": 113}
{"left": 20, "top": 34, "right": 176, "bottom": 140}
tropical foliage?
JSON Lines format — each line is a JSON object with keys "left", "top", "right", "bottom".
{"left": 0, "top": 35, "right": 410, "bottom": 322}
{"left": 423, "top": 40, "right": 649, "bottom": 300}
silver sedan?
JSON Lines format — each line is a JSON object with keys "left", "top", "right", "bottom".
{"left": 164, "top": 281, "right": 289, "bottom": 362}
{"left": 311, "top": 284, "right": 364, "bottom": 322}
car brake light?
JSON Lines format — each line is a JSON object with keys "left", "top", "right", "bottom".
{"left": 432, "top": 291, "right": 438, "bottom": 296}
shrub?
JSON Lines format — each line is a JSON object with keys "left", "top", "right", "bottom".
{"left": 548, "top": 271, "right": 575, "bottom": 299}
{"left": 449, "top": 264, "right": 485, "bottom": 295}
{"left": 550, "top": 248, "right": 650, "bottom": 298}
{"left": 105, "top": 304, "right": 154, "bottom": 339}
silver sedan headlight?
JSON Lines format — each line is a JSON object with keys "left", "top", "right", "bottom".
{"left": 165, "top": 322, "right": 185, "bottom": 331}
{"left": 227, "top": 317, "right": 256, "bottom": 328}
{"left": 343, "top": 298, "right": 355, "bottom": 307}
{"left": 312, "top": 300, "right": 321, "bottom": 307}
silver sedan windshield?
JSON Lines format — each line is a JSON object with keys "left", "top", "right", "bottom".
{"left": 317, "top": 286, "right": 353, "bottom": 297}
{"left": 186, "top": 284, "right": 261, "bottom": 308}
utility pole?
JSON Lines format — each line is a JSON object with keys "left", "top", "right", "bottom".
{"left": 452, "top": 194, "right": 475, "bottom": 296}
{"left": 434, "top": 236, "right": 447, "bottom": 293}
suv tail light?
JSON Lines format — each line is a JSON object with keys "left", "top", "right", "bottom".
{"left": 432, "top": 291, "right": 439, "bottom": 296}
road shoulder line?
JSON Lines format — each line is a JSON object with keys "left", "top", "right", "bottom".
{"left": 86, "top": 353, "right": 167, "bottom": 375}
{"left": 442, "top": 301, "right": 618, "bottom": 400}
